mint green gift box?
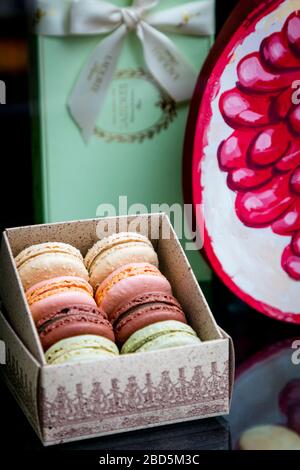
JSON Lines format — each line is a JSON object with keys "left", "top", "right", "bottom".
{"left": 30, "top": 0, "right": 214, "bottom": 280}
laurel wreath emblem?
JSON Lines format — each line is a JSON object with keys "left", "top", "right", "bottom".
{"left": 94, "top": 68, "right": 177, "bottom": 143}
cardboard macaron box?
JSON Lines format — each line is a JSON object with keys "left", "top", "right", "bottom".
{"left": 0, "top": 213, "right": 234, "bottom": 446}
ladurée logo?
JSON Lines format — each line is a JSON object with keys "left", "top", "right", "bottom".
{"left": 0, "top": 80, "right": 6, "bottom": 104}
{"left": 94, "top": 69, "right": 177, "bottom": 143}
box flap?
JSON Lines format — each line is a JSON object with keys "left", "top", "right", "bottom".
{"left": 0, "top": 310, "right": 43, "bottom": 441}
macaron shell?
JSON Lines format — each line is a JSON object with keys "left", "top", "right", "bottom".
{"left": 26, "top": 276, "right": 93, "bottom": 301}
{"left": 48, "top": 348, "right": 117, "bottom": 365}
{"left": 18, "top": 252, "right": 88, "bottom": 290}
{"left": 30, "top": 291, "right": 96, "bottom": 323}
{"left": 84, "top": 232, "right": 155, "bottom": 270}
{"left": 115, "top": 305, "right": 187, "bottom": 345}
{"left": 45, "top": 334, "right": 119, "bottom": 365}
{"left": 37, "top": 303, "right": 108, "bottom": 321}
{"left": 97, "top": 274, "right": 172, "bottom": 318}
{"left": 15, "top": 242, "right": 84, "bottom": 268}
{"left": 121, "top": 320, "right": 200, "bottom": 354}
{"left": 111, "top": 292, "right": 182, "bottom": 325}
{"left": 38, "top": 313, "right": 114, "bottom": 351}
{"left": 135, "top": 332, "right": 202, "bottom": 353}
{"left": 26, "top": 276, "right": 95, "bottom": 322}
{"left": 89, "top": 243, "right": 158, "bottom": 289}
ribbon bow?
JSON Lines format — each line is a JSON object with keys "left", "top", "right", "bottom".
{"left": 34, "top": 0, "right": 215, "bottom": 142}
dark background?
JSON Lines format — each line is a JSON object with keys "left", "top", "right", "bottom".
{"left": 0, "top": 0, "right": 299, "bottom": 452}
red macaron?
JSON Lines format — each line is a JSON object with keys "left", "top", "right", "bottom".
{"left": 36, "top": 304, "right": 115, "bottom": 351}
{"left": 112, "top": 292, "right": 187, "bottom": 345}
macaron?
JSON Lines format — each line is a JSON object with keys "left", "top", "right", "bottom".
{"left": 45, "top": 335, "right": 119, "bottom": 365}
{"left": 15, "top": 242, "right": 88, "bottom": 290}
{"left": 26, "top": 276, "right": 96, "bottom": 322}
{"left": 121, "top": 320, "right": 201, "bottom": 354}
{"left": 36, "top": 304, "right": 114, "bottom": 351}
{"left": 95, "top": 263, "right": 172, "bottom": 319}
{"left": 238, "top": 425, "right": 300, "bottom": 450}
{"left": 112, "top": 293, "right": 187, "bottom": 345}
{"left": 85, "top": 232, "right": 159, "bottom": 289}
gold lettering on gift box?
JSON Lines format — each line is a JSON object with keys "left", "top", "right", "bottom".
{"left": 118, "top": 83, "right": 130, "bottom": 128}
{"left": 151, "top": 47, "right": 180, "bottom": 81}
{"left": 88, "top": 55, "right": 113, "bottom": 93}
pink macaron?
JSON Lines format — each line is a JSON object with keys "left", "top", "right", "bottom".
{"left": 95, "top": 263, "right": 172, "bottom": 319}
{"left": 26, "top": 276, "right": 96, "bottom": 323}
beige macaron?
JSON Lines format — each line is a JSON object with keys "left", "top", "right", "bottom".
{"left": 85, "top": 232, "right": 158, "bottom": 289}
{"left": 239, "top": 425, "right": 300, "bottom": 450}
{"left": 15, "top": 242, "right": 88, "bottom": 291}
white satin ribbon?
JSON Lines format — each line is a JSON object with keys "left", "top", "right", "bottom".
{"left": 34, "top": 0, "right": 215, "bottom": 142}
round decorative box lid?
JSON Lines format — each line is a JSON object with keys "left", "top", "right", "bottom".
{"left": 184, "top": 0, "right": 300, "bottom": 322}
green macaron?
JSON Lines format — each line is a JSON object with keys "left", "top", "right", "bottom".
{"left": 121, "top": 320, "right": 201, "bottom": 354}
{"left": 45, "top": 334, "right": 119, "bottom": 365}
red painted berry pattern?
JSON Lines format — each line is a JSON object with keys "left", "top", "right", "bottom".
{"left": 218, "top": 11, "right": 300, "bottom": 281}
